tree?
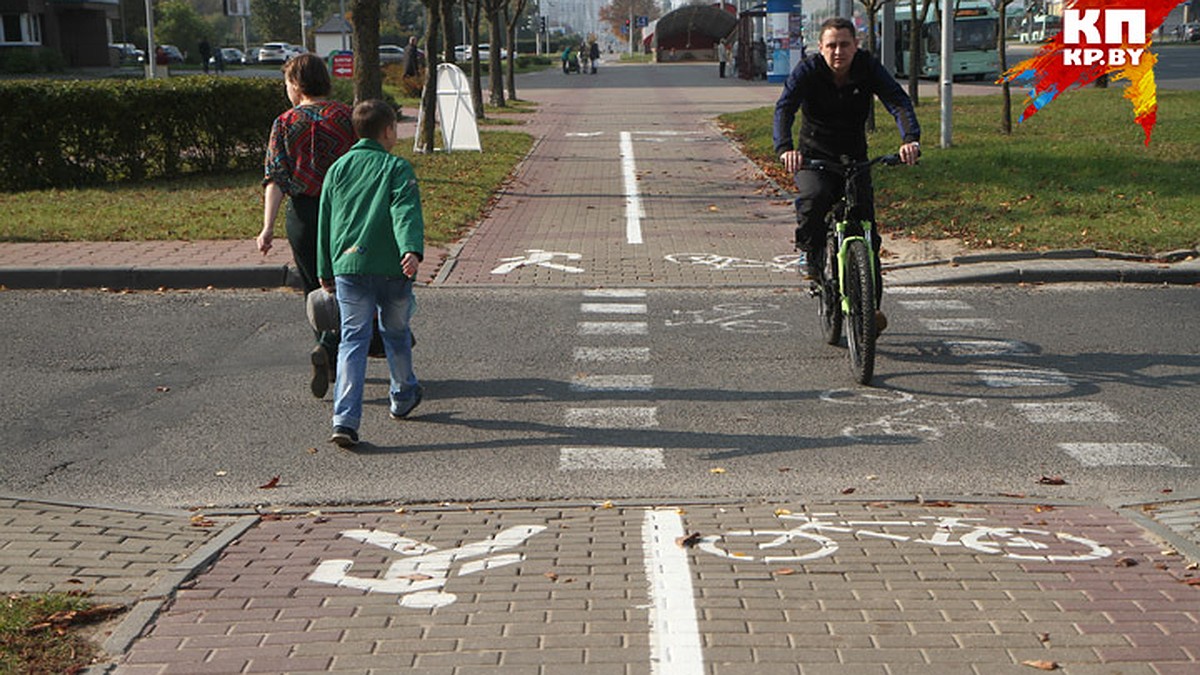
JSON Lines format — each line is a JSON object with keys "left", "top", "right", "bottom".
{"left": 352, "top": 0, "right": 383, "bottom": 102}
{"left": 992, "top": 0, "right": 1015, "bottom": 133}
{"left": 482, "top": 0, "right": 507, "bottom": 106}
{"left": 857, "top": 0, "right": 894, "bottom": 130}
{"left": 504, "top": 0, "right": 528, "bottom": 101}
{"left": 599, "top": 0, "right": 659, "bottom": 46}
{"left": 157, "top": 0, "right": 212, "bottom": 62}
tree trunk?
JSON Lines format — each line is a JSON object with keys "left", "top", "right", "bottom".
{"left": 351, "top": 0, "right": 383, "bottom": 103}
{"left": 487, "top": 4, "right": 506, "bottom": 107}
{"left": 468, "top": 0, "right": 485, "bottom": 119}
{"left": 998, "top": 4, "right": 1011, "bottom": 134}
{"left": 418, "top": 0, "right": 443, "bottom": 152}
{"left": 908, "top": 0, "right": 920, "bottom": 104}
{"left": 504, "top": 5, "right": 518, "bottom": 101}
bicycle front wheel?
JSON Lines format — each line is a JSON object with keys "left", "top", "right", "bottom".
{"left": 844, "top": 239, "right": 877, "bottom": 385}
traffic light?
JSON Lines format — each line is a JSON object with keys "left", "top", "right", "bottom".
{"left": 540, "top": 16, "right": 546, "bottom": 33}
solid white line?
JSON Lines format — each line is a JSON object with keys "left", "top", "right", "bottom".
{"left": 620, "top": 131, "right": 644, "bottom": 245}
{"left": 570, "top": 374, "right": 654, "bottom": 392}
{"left": 581, "top": 303, "right": 647, "bottom": 314}
{"left": 577, "top": 322, "right": 649, "bottom": 335}
{"left": 642, "top": 509, "right": 705, "bottom": 674}
{"left": 560, "top": 447, "right": 665, "bottom": 470}
{"left": 574, "top": 346, "right": 652, "bottom": 362}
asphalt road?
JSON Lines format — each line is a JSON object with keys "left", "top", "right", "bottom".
{"left": 2, "top": 283, "right": 1196, "bottom": 508}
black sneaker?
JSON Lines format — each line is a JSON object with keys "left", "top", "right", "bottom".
{"left": 310, "top": 346, "right": 330, "bottom": 398}
{"left": 329, "top": 425, "right": 359, "bottom": 448}
{"left": 390, "top": 385, "right": 424, "bottom": 419}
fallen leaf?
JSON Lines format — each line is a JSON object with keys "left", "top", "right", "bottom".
{"left": 841, "top": 487, "right": 856, "bottom": 495}
{"left": 258, "top": 475, "right": 281, "bottom": 489}
{"left": 600, "top": 500, "right": 614, "bottom": 509}
{"left": 1038, "top": 632, "right": 1051, "bottom": 643}
{"left": 676, "top": 532, "right": 702, "bottom": 548}
{"left": 189, "top": 514, "right": 215, "bottom": 528}
{"left": 999, "top": 492, "right": 1027, "bottom": 499}
{"left": 1183, "top": 578, "right": 1200, "bottom": 586}
{"left": 1114, "top": 557, "right": 1138, "bottom": 567}
{"left": 710, "top": 468, "right": 726, "bottom": 474}
{"left": 773, "top": 568, "right": 797, "bottom": 576}
{"left": 774, "top": 508, "right": 792, "bottom": 516}
{"left": 924, "top": 500, "right": 955, "bottom": 508}
{"left": 544, "top": 572, "right": 559, "bottom": 581}
{"left": 155, "top": 386, "right": 170, "bottom": 393}
{"left": 1021, "top": 660, "right": 1060, "bottom": 670}
{"left": 214, "top": 470, "right": 228, "bottom": 477}
{"left": 400, "top": 573, "right": 433, "bottom": 581}
{"left": 1034, "top": 505, "right": 1056, "bottom": 513}
{"left": 1037, "top": 475, "right": 1068, "bottom": 485}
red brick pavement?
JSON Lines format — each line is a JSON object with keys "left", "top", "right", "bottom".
{"left": 112, "top": 500, "right": 1199, "bottom": 674}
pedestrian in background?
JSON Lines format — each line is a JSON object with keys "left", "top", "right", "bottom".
{"left": 717, "top": 39, "right": 728, "bottom": 78}
{"left": 259, "top": 54, "right": 356, "bottom": 399}
{"left": 199, "top": 39, "right": 212, "bottom": 74}
{"left": 589, "top": 40, "right": 600, "bottom": 74}
{"left": 403, "top": 36, "right": 420, "bottom": 77}
{"left": 318, "top": 100, "right": 425, "bottom": 448}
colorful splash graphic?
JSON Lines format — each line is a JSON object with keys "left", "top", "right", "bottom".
{"left": 1001, "top": 0, "right": 1176, "bottom": 145}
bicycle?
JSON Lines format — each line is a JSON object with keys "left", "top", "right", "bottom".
{"left": 698, "top": 512, "right": 1113, "bottom": 564}
{"left": 804, "top": 154, "right": 904, "bottom": 385}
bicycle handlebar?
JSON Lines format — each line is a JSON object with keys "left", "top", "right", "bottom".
{"left": 802, "top": 154, "right": 904, "bottom": 173}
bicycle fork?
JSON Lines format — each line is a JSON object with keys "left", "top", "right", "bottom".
{"left": 835, "top": 220, "right": 877, "bottom": 314}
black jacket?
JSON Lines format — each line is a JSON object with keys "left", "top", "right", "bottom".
{"left": 773, "top": 50, "right": 920, "bottom": 161}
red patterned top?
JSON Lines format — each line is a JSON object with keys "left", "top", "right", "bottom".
{"left": 263, "top": 100, "right": 355, "bottom": 198}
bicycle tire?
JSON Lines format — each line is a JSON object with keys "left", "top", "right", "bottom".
{"left": 818, "top": 236, "right": 842, "bottom": 346}
{"left": 844, "top": 239, "right": 877, "bottom": 385}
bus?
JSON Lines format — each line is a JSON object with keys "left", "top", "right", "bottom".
{"left": 1019, "top": 13, "right": 1062, "bottom": 43}
{"left": 892, "top": 0, "right": 1000, "bottom": 81}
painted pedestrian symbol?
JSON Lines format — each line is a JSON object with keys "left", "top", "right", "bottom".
{"left": 308, "top": 525, "right": 546, "bottom": 608}
{"left": 491, "top": 249, "right": 585, "bottom": 274}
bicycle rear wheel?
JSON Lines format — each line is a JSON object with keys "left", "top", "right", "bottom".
{"left": 818, "top": 237, "right": 842, "bottom": 346}
{"left": 844, "top": 239, "right": 877, "bottom": 385}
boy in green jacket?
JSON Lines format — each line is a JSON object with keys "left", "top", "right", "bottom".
{"left": 317, "top": 99, "right": 425, "bottom": 448}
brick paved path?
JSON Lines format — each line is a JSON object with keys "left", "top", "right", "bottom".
{"left": 114, "top": 500, "right": 1199, "bottom": 674}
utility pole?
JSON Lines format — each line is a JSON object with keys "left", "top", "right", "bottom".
{"left": 144, "top": 0, "right": 156, "bottom": 78}
{"left": 939, "top": 0, "right": 953, "bottom": 147}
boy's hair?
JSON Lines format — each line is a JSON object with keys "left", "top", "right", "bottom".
{"left": 819, "top": 16, "right": 857, "bottom": 39}
{"left": 352, "top": 99, "right": 397, "bottom": 140}
{"left": 281, "top": 54, "right": 332, "bottom": 97}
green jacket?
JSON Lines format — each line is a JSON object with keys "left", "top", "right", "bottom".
{"left": 317, "top": 138, "right": 425, "bottom": 280}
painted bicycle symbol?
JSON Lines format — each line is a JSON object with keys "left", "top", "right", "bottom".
{"left": 698, "top": 512, "right": 1112, "bottom": 564}
{"left": 664, "top": 253, "right": 801, "bottom": 273}
{"left": 308, "top": 526, "right": 545, "bottom": 608}
{"left": 665, "top": 303, "right": 788, "bottom": 333}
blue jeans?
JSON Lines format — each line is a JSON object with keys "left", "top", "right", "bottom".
{"left": 332, "top": 275, "right": 419, "bottom": 431}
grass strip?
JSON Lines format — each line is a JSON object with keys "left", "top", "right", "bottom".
{"left": 719, "top": 88, "right": 1200, "bottom": 255}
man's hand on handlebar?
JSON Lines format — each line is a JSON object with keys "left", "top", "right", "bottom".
{"left": 898, "top": 141, "right": 920, "bottom": 166}
{"left": 779, "top": 149, "right": 803, "bottom": 174}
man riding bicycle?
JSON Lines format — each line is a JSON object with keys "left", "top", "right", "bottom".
{"left": 774, "top": 17, "right": 921, "bottom": 329}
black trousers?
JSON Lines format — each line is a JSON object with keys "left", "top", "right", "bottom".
{"left": 793, "top": 167, "right": 883, "bottom": 303}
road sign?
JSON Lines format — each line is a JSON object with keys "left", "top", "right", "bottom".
{"left": 636, "top": 15, "right": 649, "bottom": 27}
{"left": 331, "top": 52, "right": 353, "bottom": 79}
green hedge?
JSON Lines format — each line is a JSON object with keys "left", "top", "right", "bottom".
{"left": 0, "top": 77, "right": 289, "bottom": 191}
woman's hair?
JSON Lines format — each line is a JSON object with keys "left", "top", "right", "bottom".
{"left": 282, "top": 54, "right": 332, "bottom": 98}
{"left": 353, "top": 99, "right": 397, "bottom": 140}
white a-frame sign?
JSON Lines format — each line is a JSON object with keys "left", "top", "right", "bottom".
{"left": 414, "top": 62, "right": 482, "bottom": 152}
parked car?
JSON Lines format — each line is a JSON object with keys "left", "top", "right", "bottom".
{"left": 158, "top": 44, "right": 185, "bottom": 64}
{"left": 460, "top": 44, "right": 508, "bottom": 61}
{"left": 210, "top": 47, "right": 245, "bottom": 66}
{"left": 1180, "top": 22, "right": 1200, "bottom": 42}
{"left": 258, "top": 42, "right": 302, "bottom": 64}
{"left": 110, "top": 43, "right": 145, "bottom": 64}
{"left": 379, "top": 44, "right": 405, "bottom": 64}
